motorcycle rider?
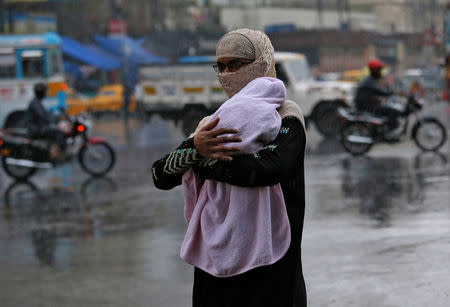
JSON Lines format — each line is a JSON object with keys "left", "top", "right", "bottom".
{"left": 354, "top": 59, "right": 403, "bottom": 139}
{"left": 24, "top": 83, "right": 66, "bottom": 161}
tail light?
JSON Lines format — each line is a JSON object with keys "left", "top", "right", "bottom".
{"left": 0, "top": 138, "right": 3, "bottom": 147}
{"left": 76, "top": 124, "right": 86, "bottom": 133}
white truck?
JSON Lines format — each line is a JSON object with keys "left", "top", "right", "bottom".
{"left": 137, "top": 52, "right": 356, "bottom": 137}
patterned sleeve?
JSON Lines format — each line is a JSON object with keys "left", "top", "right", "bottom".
{"left": 152, "top": 138, "right": 204, "bottom": 190}
{"left": 192, "top": 117, "right": 306, "bottom": 187}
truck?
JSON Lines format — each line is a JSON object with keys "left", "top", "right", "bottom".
{"left": 137, "top": 52, "right": 356, "bottom": 137}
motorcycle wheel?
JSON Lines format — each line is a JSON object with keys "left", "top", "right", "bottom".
{"left": 413, "top": 119, "right": 447, "bottom": 151}
{"left": 1, "top": 156, "right": 37, "bottom": 180}
{"left": 313, "top": 103, "right": 343, "bottom": 138}
{"left": 78, "top": 142, "right": 115, "bottom": 176}
{"left": 340, "top": 122, "right": 373, "bottom": 156}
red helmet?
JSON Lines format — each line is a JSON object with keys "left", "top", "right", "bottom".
{"left": 368, "top": 59, "right": 386, "bottom": 71}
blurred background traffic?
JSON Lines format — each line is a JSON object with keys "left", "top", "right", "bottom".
{"left": 0, "top": 0, "right": 449, "bottom": 137}
{"left": 1, "top": 1, "right": 450, "bottom": 307}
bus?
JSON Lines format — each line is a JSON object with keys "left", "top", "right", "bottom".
{"left": 0, "top": 32, "right": 67, "bottom": 127}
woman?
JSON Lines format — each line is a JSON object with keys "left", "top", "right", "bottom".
{"left": 181, "top": 76, "right": 291, "bottom": 278}
{"left": 152, "top": 28, "right": 307, "bottom": 307}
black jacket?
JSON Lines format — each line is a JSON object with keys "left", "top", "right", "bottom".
{"left": 152, "top": 117, "right": 307, "bottom": 307}
{"left": 24, "top": 98, "right": 57, "bottom": 132}
{"left": 354, "top": 76, "right": 394, "bottom": 112}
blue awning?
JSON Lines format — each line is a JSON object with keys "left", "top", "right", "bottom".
{"left": 63, "top": 60, "right": 82, "bottom": 79}
{"left": 178, "top": 55, "right": 216, "bottom": 64}
{"left": 61, "top": 36, "right": 122, "bottom": 71}
{"left": 94, "top": 35, "right": 169, "bottom": 65}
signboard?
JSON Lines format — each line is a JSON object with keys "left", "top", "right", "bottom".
{"left": 108, "top": 19, "right": 127, "bottom": 35}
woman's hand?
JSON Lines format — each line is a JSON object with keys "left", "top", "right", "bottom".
{"left": 193, "top": 117, "right": 241, "bottom": 161}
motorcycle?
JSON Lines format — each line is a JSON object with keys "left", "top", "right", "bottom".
{"left": 0, "top": 114, "right": 115, "bottom": 180}
{"left": 337, "top": 95, "right": 447, "bottom": 156}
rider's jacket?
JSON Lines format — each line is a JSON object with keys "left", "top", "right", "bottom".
{"left": 24, "top": 98, "right": 57, "bottom": 132}
{"left": 354, "top": 76, "right": 394, "bottom": 112}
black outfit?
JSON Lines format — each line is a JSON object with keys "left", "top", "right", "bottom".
{"left": 354, "top": 76, "right": 400, "bottom": 128}
{"left": 152, "top": 117, "right": 307, "bottom": 307}
{"left": 24, "top": 98, "right": 65, "bottom": 148}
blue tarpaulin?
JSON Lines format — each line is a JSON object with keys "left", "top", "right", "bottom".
{"left": 61, "top": 36, "right": 122, "bottom": 71}
{"left": 63, "top": 60, "right": 82, "bottom": 78}
{"left": 86, "top": 44, "right": 122, "bottom": 63}
{"left": 94, "top": 35, "right": 169, "bottom": 65}
{"left": 178, "top": 55, "right": 216, "bottom": 64}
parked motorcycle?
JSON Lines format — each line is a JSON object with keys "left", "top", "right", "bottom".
{"left": 0, "top": 114, "right": 115, "bottom": 180}
{"left": 337, "top": 95, "right": 447, "bottom": 156}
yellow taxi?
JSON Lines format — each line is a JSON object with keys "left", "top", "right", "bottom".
{"left": 89, "top": 84, "right": 124, "bottom": 113}
{"left": 88, "top": 84, "right": 137, "bottom": 113}
{"left": 66, "top": 88, "right": 89, "bottom": 116}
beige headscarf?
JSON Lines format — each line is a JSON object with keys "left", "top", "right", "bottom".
{"left": 216, "top": 28, "right": 276, "bottom": 98}
{"left": 191, "top": 28, "right": 305, "bottom": 137}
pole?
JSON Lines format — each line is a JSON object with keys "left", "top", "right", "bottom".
{"left": 112, "top": 0, "right": 130, "bottom": 116}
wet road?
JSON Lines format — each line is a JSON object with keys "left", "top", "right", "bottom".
{"left": 0, "top": 104, "right": 449, "bottom": 307}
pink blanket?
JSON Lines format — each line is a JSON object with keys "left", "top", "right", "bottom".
{"left": 181, "top": 77, "right": 291, "bottom": 277}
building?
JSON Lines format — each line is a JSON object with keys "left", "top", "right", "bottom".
{"left": 213, "top": 0, "right": 446, "bottom": 34}
{"left": 220, "top": 7, "right": 376, "bottom": 32}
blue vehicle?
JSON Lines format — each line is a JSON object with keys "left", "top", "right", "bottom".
{"left": 0, "top": 32, "right": 67, "bottom": 127}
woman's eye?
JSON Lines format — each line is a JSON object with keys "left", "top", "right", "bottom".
{"left": 229, "top": 60, "right": 239, "bottom": 68}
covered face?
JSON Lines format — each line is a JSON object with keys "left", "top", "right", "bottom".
{"left": 216, "top": 28, "right": 276, "bottom": 98}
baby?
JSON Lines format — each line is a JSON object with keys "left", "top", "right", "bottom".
{"left": 181, "top": 77, "right": 291, "bottom": 277}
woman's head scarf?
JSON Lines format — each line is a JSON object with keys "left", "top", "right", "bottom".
{"left": 216, "top": 28, "right": 276, "bottom": 98}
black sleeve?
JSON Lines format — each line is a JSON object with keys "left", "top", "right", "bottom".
{"left": 151, "top": 138, "right": 204, "bottom": 190}
{"left": 192, "top": 117, "right": 306, "bottom": 187}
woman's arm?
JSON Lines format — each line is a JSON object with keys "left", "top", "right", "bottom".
{"left": 151, "top": 138, "right": 203, "bottom": 190}
{"left": 192, "top": 117, "right": 306, "bottom": 187}
{"left": 152, "top": 118, "right": 242, "bottom": 190}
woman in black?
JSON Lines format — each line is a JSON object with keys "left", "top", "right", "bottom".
{"left": 152, "top": 28, "right": 307, "bottom": 307}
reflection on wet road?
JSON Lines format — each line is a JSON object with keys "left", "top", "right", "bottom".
{"left": 0, "top": 115, "right": 449, "bottom": 306}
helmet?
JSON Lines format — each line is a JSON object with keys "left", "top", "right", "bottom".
{"left": 33, "top": 83, "right": 47, "bottom": 99}
{"left": 368, "top": 59, "right": 386, "bottom": 71}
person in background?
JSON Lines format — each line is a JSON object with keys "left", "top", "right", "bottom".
{"left": 24, "top": 83, "right": 66, "bottom": 160}
{"left": 354, "top": 59, "right": 402, "bottom": 139}
{"left": 152, "top": 28, "right": 307, "bottom": 307}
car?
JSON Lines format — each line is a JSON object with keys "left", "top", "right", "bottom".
{"left": 88, "top": 84, "right": 137, "bottom": 114}
{"left": 66, "top": 88, "right": 89, "bottom": 116}
{"left": 89, "top": 84, "right": 124, "bottom": 113}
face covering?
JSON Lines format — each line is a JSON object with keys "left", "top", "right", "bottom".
{"left": 216, "top": 28, "right": 276, "bottom": 98}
